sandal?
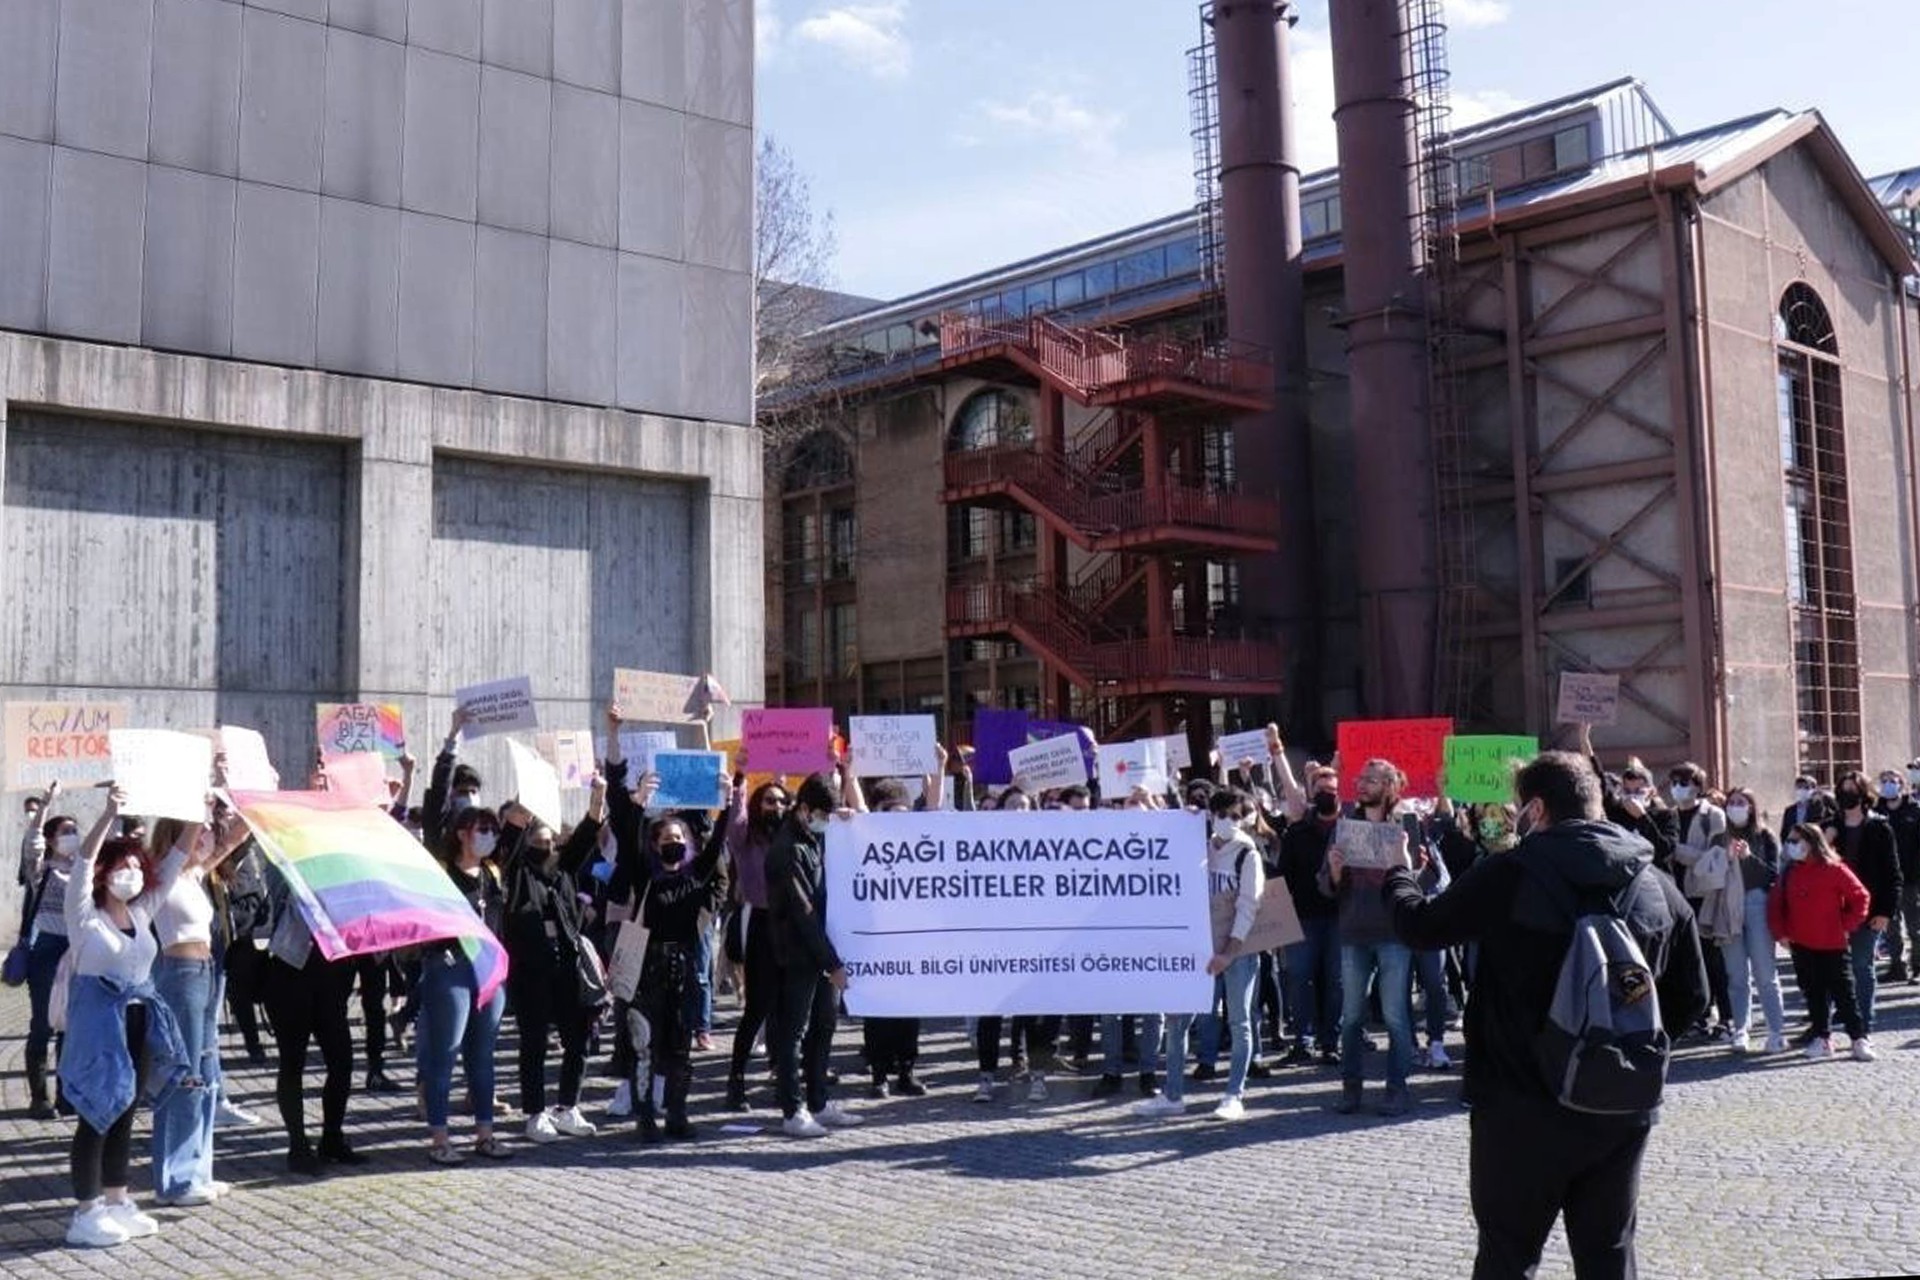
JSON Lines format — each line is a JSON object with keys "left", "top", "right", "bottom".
{"left": 472, "top": 1135, "right": 514, "bottom": 1161}
{"left": 427, "top": 1143, "right": 465, "bottom": 1166}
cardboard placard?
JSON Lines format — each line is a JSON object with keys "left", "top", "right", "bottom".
{"left": 4, "top": 701, "right": 125, "bottom": 790}
{"left": 1210, "top": 876, "right": 1306, "bottom": 956}
{"left": 651, "top": 750, "right": 728, "bottom": 810}
{"left": 1334, "top": 818, "right": 1409, "bottom": 872}
{"left": 536, "top": 730, "right": 598, "bottom": 789}
{"left": 1335, "top": 718, "right": 1454, "bottom": 799}
{"left": 1442, "top": 735, "right": 1539, "bottom": 804}
{"left": 741, "top": 707, "right": 835, "bottom": 777}
{"left": 506, "top": 738, "right": 565, "bottom": 830}
{"left": 612, "top": 668, "right": 701, "bottom": 724}
{"left": 110, "top": 729, "right": 213, "bottom": 822}
{"left": 849, "top": 715, "right": 940, "bottom": 778}
{"left": 321, "top": 751, "right": 391, "bottom": 808}
{"left": 1096, "top": 739, "right": 1169, "bottom": 796}
{"left": 1216, "top": 729, "right": 1271, "bottom": 770}
{"left": 1007, "top": 734, "right": 1090, "bottom": 792}
{"left": 1556, "top": 671, "right": 1621, "bottom": 726}
{"left": 456, "top": 676, "right": 538, "bottom": 739}
{"left": 315, "top": 702, "right": 406, "bottom": 760}
{"left": 218, "top": 725, "right": 281, "bottom": 792}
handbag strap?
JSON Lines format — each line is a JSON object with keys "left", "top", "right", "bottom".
{"left": 19, "top": 867, "right": 52, "bottom": 937}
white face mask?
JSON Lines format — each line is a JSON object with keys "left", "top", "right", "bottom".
{"left": 1211, "top": 817, "right": 1241, "bottom": 841}
{"left": 1785, "top": 840, "right": 1807, "bottom": 862}
{"left": 1881, "top": 782, "right": 1902, "bottom": 801}
{"left": 1670, "top": 784, "right": 1695, "bottom": 805}
{"left": 807, "top": 816, "right": 830, "bottom": 836}
{"left": 1908, "top": 771, "right": 1920, "bottom": 788}
{"left": 53, "top": 833, "right": 80, "bottom": 858}
{"left": 107, "top": 868, "right": 144, "bottom": 901}
{"left": 471, "top": 832, "right": 497, "bottom": 858}
{"left": 1725, "top": 805, "right": 1751, "bottom": 827}
{"left": 1794, "top": 787, "right": 1813, "bottom": 805}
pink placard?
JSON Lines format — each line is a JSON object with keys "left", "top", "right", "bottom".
{"left": 740, "top": 707, "right": 835, "bottom": 777}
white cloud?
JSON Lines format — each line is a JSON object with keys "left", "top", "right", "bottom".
{"left": 971, "top": 91, "right": 1122, "bottom": 155}
{"left": 1451, "top": 88, "right": 1528, "bottom": 127}
{"left": 1445, "top": 0, "right": 1512, "bottom": 28}
{"left": 794, "top": 2, "right": 911, "bottom": 80}
{"left": 756, "top": 0, "right": 783, "bottom": 65}
{"left": 1287, "top": 26, "right": 1341, "bottom": 173}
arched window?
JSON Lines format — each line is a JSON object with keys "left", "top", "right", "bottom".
{"left": 782, "top": 430, "right": 853, "bottom": 493}
{"left": 948, "top": 390, "right": 1033, "bottom": 453}
{"left": 1775, "top": 283, "right": 1860, "bottom": 777}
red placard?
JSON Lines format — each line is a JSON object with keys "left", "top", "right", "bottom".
{"left": 1336, "top": 718, "right": 1454, "bottom": 799}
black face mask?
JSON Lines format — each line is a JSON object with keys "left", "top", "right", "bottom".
{"left": 658, "top": 841, "right": 688, "bottom": 867}
{"left": 1839, "top": 791, "right": 1863, "bottom": 811}
{"left": 1312, "top": 792, "right": 1339, "bottom": 817}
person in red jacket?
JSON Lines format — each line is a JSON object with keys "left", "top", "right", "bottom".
{"left": 1768, "top": 823, "right": 1874, "bottom": 1062}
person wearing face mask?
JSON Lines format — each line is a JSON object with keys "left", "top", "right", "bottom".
{"left": 18, "top": 788, "right": 76, "bottom": 1121}
{"left": 765, "top": 773, "right": 858, "bottom": 1138}
{"left": 414, "top": 805, "right": 512, "bottom": 1165}
{"left": 1665, "top": 763, "right": 1734, "bottom": 1039}
{"left": 1576, "top": 727, "right": 1678, "bottom": 875}
{"left": 627, "top": 813, "right": 729, "bottom": 1141}
{"left": 1769, "top": 823, "right": 1873, "bottom": 1060}
{"left": 1825, "top": 770, "right": 1900, "bottom": 1042}
{"left": 1874, "top": 767, "right": 1920, "bottom": 985}
{"left": 1277, "top": 766, "right": 1344, "bottom": 1067}
{"left": 1717, "top": 788, "right": 1787, "bottom": 1054}
{"left": 497, "top": 778, "right": 608, "bottom": 1145}
{"left": 722, "top": 776, "right": 792, "bottom": 1112}
{"left": 59, "top": 787, "right": 195, "bottom": 1249}
{"left": 858, "top": 776, "right": 934, "bottom": 1100}
{"left": 262, "top": 846, "right": 364, "bottom": 1176}
{"left": 421, "top": 707, "right": 484, "bottom": 863}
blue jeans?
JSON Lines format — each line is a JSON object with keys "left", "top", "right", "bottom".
{"left": 1340, "top": 941, "right": 1414, "bottom": 1093}
{"left": 1284, "top": 916, "right": 1341, "bottom": 1051}
{"left": 25, "top": 931, "right": 68, "bottom": 1067}
{"left": 151, "top": 955, "right": 218, "bottom": 1197}
{"left": 415, "top": 953, "right": 505, "bottom": 1130}
{"left": 1412, "top": 948, "right": 1450, "bottom": 1043}
{"left": 1848, "top": 924, "right": 1880, "bottom": 1034}
{"left": 1101, "top": 1013, "right": 1165, "bottom": 1077}
{"left": 1721, "top": 887, "right": 1786, "bottom": 1037}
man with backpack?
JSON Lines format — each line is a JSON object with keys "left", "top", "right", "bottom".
{"left": 1380, "top": 750, "right": 1709, "bottom": 1280}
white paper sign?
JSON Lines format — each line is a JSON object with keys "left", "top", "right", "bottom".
{"left": 1096, "top": 740, "right": 1169, "bottom": 796}
{"left": 1007, "top": 734, "right": 1090, "bottom": 791}
{"left": 1155, "top": 734, "right": 1194, "bottom": 773}
{"left": 456, "top": 676, "right": 538, "bottom": 739}
{"left": 826, "top": 809, "right": 1212, "bottom": 1017}
{"left": 849, "top": 715, "right": 940, "bottom": 778}
{"left": 110, "top": 729, "right": 213, "bottom": 822}
{"left": 218, "top": 725, "right": 280, "bottom": 792}
{"left": 1216, "top": 729, "right": 1271, "bottom": 769}
{"left": 598, "top": 730, "right": 681, "bottom": 778}
{"left": 505, "top": 738, "right": 565, "bottom": 830}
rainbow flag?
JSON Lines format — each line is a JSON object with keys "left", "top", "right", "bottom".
{"left": 228, "top": 789, "right": 508, "bottom": 1006}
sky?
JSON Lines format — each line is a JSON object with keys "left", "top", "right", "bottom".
{"left": 754, "top": 0, "right": 1919, "bottom": 302}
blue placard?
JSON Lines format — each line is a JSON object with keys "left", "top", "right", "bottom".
{"left": 651, "top": 750, "right": 727, "bottom": 810}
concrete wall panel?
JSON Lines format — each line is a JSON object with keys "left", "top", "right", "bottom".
{"left": 232, "top": 183, "right": 320, "bottom": 366}
{"left": 0, "top": 137, "right": 51, "bottom": 331}
{"left": 684, "top": 0, "right": 749, "bottom": 125}
{"left": 683, "top": 116, "right": 751, "bottom": 272}
{"left": 402, "top": 47, "right": 481, "bottom": 220}
{"left": 618, "top": 100, "right": 684, "bottom": 258}
{"left": 246, "top": 0, "right": 328, "bottom": 22}
{"left": 397, "top": 211, "right": 477, "bottom": 386}
{"left": 478, "top": 65, "right": 553, "bottom": 235}
{"left": 0, "top": 0, "right": 57, "bottom": 141}
{"left": 330, "top": 0, "right": 408, "bottom": 41}
{"left": 616, "top": 251, "right": 682, "bottom": 414}
{"left": 317, "top": 197, "right": 402, "bottom": 378}
{"left": 474, "top": 225, "right": 550, "bottom": 396}
{"left": 150, "top": 0, "right": 243, "bottom": 175}
{"left": 408, "top": 0, "right": 482, "bottom": 57}
{"left": 683, "top": 264, "right": 750, "bottom": 424}
{"left": 47, "top": 149, "right": 146, "bottom": 344}
{"left": 238, "top": 8, "right": 326, "bottom": 191}
{"left": 549, "top": 85, "right": 620, "bottom": 247}
{"left": 54, "top": 0, "right": 153, "bottom": 160}
{"left": 548, "top": 240, "right": 617, "bottom": 404}
{"left": 322, "top": 26, "right": 407, "bottom": 206}
{"left": 555, "top": 0, "right": 621, "bottom": 92}
{"left": 621, "top": 0, "right": 685, "bottom": 108}
{"left": 142, "top": 166, "right": 237, "bottom": 356}
{"left": 482, "top": 0, "right": 553, "bottom": 76}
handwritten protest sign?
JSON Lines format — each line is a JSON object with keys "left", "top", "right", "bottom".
{"left": 742, "top": 708, "right": 835, "bottom": 776}
{"left": 315, "top": 703, "right": 405, "bottom": 760}
{"left": 1335, "top": 718, "right": 1453, "bottom": 799}
{"left": 536, "top": 731, "right": 599, "bottom": 789}
{"left": 970, "top": 708, "right": 1030, "bottom": 786}
{"left": 1096, "top": 739, "right": 1169, "bottom": 795}
{"left": 650, "top": 751, "right": 728, "bottom": 809}
{"left": 1028, "top": 719, "right": 1096, "bottom": 779}
{"left": 1443, "top": 735, "right": 1539, "bottom": 804}
{"left": 1007, "top": 734, "right": 1090, "bottom": 792}
{"left": 456, "top": 676, "right": 538, "bottom": 739}
{"left": 4, "top": 701, "right": 125, "bottom": 790}
{"left": 1216, "top": 729, "right": 1271, "bottom": 770}
{"left": 506, "top": 738, "right": 565, "bottom": 829}
{"left": 1155, "top": 734, "right": 1194, "bottom": 774}
{"left": 827, "top": 809, "right": 1212, "bottom": 1017}
{"left": 850, "top": 715, "right": 939, "bottom": 778}
{"left": 321, "top": 751, "right": 391, "bottom": 807}
{"left": 612, "top": 669, "right": 701, "bottom": 724}
{"left": 110, "top": 729, "right": 213, "bottom": 822}
{"left": 1556, "top": 671, "right": 1621, "bottom": 726}
{"left": 1211, "top": 875, "right": 1305, "bottom": 956}
{"left": 218, "top": 725, "right": 281, "bottom": 791}
{"left": 1334, "top": 818, "right": 1409, "bottom": 872}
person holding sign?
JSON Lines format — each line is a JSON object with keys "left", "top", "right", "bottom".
{"left": 721, "top": 771, "right": 793, "bottom": 1112}
{"left": 1276, "top": 766, "right": 1344, "bottom": 1068}
{"left": 1321, "top": 759, "right": 1421, "bottom": 1117}
{"left": 59, "top": 786, "right": 195, "bottom": 1250}
{"left": 423, "top": 709, "right": 487, "bottom": 863}
{"left": 497, "top": 778, "right": 610, "bottom": 1145}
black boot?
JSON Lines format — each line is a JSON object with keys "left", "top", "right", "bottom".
{"left": 319, "top": 1133, "right": 368, "bottom": 1166}
{"left": 635, "top": 1087, "right": 661, "bottom": 1143}
{"left": 664, "top": 1069, "right": 696, "bottom": 1141}
{"left": 25, "top": 1057, "right": 55, "bottom": 1120}
{"left": 724, "top": 1070, "right": 749, "bottom": 1112}
{"left": 894, "top": 1067, "right": 927, "bottom": 1098}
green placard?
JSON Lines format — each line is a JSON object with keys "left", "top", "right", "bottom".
{"left": 1442, "top": 735, "right": 1539, "bottom": 804}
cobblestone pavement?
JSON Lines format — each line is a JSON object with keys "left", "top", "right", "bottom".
{"left": 4, "top": 973, "right": 1919, "bottom": 1280}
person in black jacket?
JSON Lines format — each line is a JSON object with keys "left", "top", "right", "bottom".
{"left": 498, "top": 778, "right": 607, "bottom": 1144}
{"left": 1874, "top": 766, "right": 1920, "bottom": 984}
{"left": 1276, "top": 766, "right": 1343, "bottom": 1067}
{"left": 1826, "top": 771, "right": 1901, "bottom": 1036}
{"left": 1382, "top": 750, "right": 1709, "bottom": 1280}
{"left": 625, "top": 810, "right": 727, "bottom": 1142}
{"left": 765, "top": 773, "right": 859, "bottom": 1139}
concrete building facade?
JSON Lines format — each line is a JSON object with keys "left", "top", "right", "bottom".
{"left": 1, "top": 0, "right": 761, "bottom": 934}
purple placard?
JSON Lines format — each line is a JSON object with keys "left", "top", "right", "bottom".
{"left": 969, "top": 708, "right": 1030, "bottom": 787}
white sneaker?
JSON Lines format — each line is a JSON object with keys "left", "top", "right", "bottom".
{"left": 782, "top": 1109, "right": 829, "bottom": 1138}
{"left": 1804, "top": 1035, "right": 1834, "bottom": 1061}
{"left": 1728, "top": 1030, "right": 1751, "bottom": 1055}
{"left": 102, "top": 1200, "right": 158, "bottom": 1239}
{"left": 1427, "top": 1043, "right": 1452, "bottom": 1069}
{"left": 1764, "top": 1032, "right": 1788, "bottom": 1054}
{"left": 549, "top": 1105, "right": 597, "bottom": 1137}
{"left": 1027, "top": 1074, "right": 1049, "bottom": 1103}
{"left": 605, "top": 1081, "right": 633, "bottom": 1119}
{"left": 155, "top": 1185, "right": 215, "bottom": 1208}
{"left": 1851, "top": 1036, "right": 1877, "bottom": 1062}
{"left": 971, "top": 1076, "right": 995, "bottom": 1104}
{"left": 1212, "top": 1094, "right": 1246, "bottom": 1122}
{"left": 1133, "top": 1094, "right": 1185, "bottom": 1119}
{"left": 215, "top": 1100, "right": 261, "bottom": 1129}
{"left": 202, "top": 1180, "right": 232, "bottom": 1201}
{"left": 817, "top": 1100, "right": 865, "bottom": 1128}
{"left": 524, "top": 1111, "right": 561, "bottom": 1144}
{"left": 66, "top": 1203, "right": 128, "bottom": 1249}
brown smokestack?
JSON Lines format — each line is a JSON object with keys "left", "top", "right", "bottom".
{"left": 1327, "top": 0, "right": 1438, "bottom": 716}
{"left": 1213, "top": 0, "right": 1319, "bottom": 732}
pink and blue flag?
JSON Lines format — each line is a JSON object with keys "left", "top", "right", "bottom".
{"left": 228, "top": 789, "right": 508, "bottom": 1006}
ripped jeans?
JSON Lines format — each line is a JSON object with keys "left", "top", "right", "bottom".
{"left": 151, "top": 956, "right": 219, "bottom": 1198}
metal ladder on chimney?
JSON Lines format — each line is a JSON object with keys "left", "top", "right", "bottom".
{"left": 1186, "top": 5, "right": 1226, "bottom": 343}
{"left": 1404, "top": 0, "right": 1479, "bottom": 724}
